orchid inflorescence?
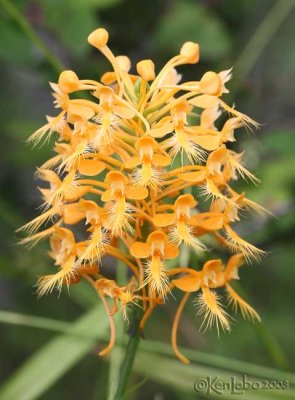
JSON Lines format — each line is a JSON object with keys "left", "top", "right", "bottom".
{"left": 20, "top": 27, "right": 267, "bottom": 364}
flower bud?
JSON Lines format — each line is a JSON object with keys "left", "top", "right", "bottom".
{"left": 199, "top": 71, "right": 222, "bottom": 96}
{"left": 116, "top": 55, "right": 131, "bottom": 72}
{"left": 180, "top": 41, "right": 200, "bottom": 64}
{"left": 88, "top": 28, "right": 109, "bottom": 49}
{"left": 136, "top": 59, "right": 155, "bottom": 81}
{"left": 58, "top": 70, "right": 80, "bottom": 93}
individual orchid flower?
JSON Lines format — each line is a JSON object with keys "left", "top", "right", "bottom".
{"left": 130, "top": 231, "right": 179, "bottom": 299}
{"left": 125, "top": 136, "right": 171, "bottom": 188}
{"left": 153, "top": 194, "right": 206, "bottom": 251}
{"left": 170, "top": 254, "right": 259, "bottom": 363}
{"left": 101, "top": 171, "right": 148, "bottom": 235}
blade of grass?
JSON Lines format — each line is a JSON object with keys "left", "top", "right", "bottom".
{"left": 0, "top": 306, "right": 108, "bottom": 400}
{"left": 134, "top": 353, "right": 295, "bottom": 399}
{"left": 0, "top": 0, "right": 64, "bottom": 73}
{"left": 141, "top": 339, "right": 295, "bottom": 385}
{"left": 235, "top": 283, "right": 290, "bottom": 371}
{"left": 255, "top": 323, "right": 290, "bottom": 371}
{"left": 0, "top": 310, "right": 70, "bottom": 334}
{"left": 1, "top": 310, "right": 294, "bottom": 385}
{"left": 235, "top": 0, "right": 295, "bottom": 80}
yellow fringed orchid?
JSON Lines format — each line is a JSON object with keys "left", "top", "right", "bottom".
{"left": 20, "top": 27, "right": 266, "bottom": 365}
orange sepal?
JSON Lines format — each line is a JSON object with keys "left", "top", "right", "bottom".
{"left": 172, "top": 272, "right": 201, "bottom": 292}
{"left": 113, "top": 105, "right": 135, "bottom": 119}
{"left": 130, "top": 242, "right": 150, "bottom": 258}
{"left": 101, "top": 72, "right": 117, "bottom": 85}
{"left": 189, "top": 94, "right": 219, "bottom": 109}
{"left": 225, "top": 253, "right": 244, "bottom": 281}
{"left": 101, "top": 189, "right": 113, "bottom": 202}
{"left": 191, "top": 134, "right": 220, "bottom": 151}
{"left": 153, "top": 213, "right": 176, "bottom": 227}
{"left": 153, "top": 154, "right": 171, "bottom": 167}
{"left": 68, "top": 103, "right": 95, "bottom": 120}
{"left": 78, "top": 159, "right": 105, "bottom": 176}
{"left": 190, "top": 213, "right": 224, "bottom": 231}
{"left": 164, "top": 243, "right": 179, "bottom": 259}
{"left": 125, "top": 156, "right": 140, "bottom": 169}
{"left": 64, "top": 185, "right": 90, "bottom": 202}
{"left": 178, "top": 169, "right": 206, "bottom": 183}
{"left": 149, "top": 123, "right": 173, "bottom": 138}
{"left": 63, "top": 203, "right": 85, "bottom": 225}
{"left": 126, "top": 186, "right": 148, "bottom": 200}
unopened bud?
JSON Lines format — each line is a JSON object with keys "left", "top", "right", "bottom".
{"left": 88, "top": 28, "right": 109, "bottom": 49}
{"left": 199, "top": 71, "right": 222, "bottom": 96}
{"left": 136, "top": 59, "right": 155, "bottom": 81}
{"left": 58, "top": 70, "right": 79, "bottom": 93}
{"left": 116, "top": 55, "right": 131, "bottom": 72}
{"left": 180, "top": 41, "right": 200, "bottom": 64}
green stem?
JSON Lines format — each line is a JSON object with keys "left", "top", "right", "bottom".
{"left": 235, "top": 0, "right": 295, "bottom": 80}
{"left": 0, "top": 0, "right": 64, "bottom": 73}
{"left": 114, "top": 307, "right": 142, "bottom": 400}
{"left": 107, "top": 257, "right": 126, "bottom": 400}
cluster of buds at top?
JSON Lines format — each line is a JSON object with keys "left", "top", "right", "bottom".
{"left": 20, "top": 27, "right": 267, "bottom": 364}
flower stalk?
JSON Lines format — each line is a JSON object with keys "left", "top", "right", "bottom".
{"left": 114, "top": 307, "right": 143, "bottom": 400}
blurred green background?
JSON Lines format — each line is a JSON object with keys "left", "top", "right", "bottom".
{"left": 0, "top": 0, "right": 295, "bottom": 399}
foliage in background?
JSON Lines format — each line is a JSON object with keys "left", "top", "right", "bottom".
{"left": 0, "top": 0, "right": 294, "bottom": 399}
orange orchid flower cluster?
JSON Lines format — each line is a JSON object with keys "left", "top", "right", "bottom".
{"left": 20, "top": 28, "right": 266, "bottom": 364}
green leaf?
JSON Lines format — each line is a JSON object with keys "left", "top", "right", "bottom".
{"left": 152, "top": 2, "right": 232, "bottom": 60}
{"left": 134, "top": 352, "right": 295, "bottom": 399}
{"left": 0, "top": 306, "right": 108, "bottom": 400}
